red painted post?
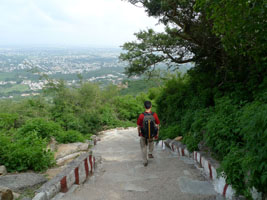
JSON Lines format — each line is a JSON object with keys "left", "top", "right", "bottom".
{"left": 208, "top": 162, "right": 213, "bottom": 179}
{"left": 74, "top": 167, "right": 79, "bottom": 184}
{"left": 181, "top": 148, "right": 185, "bottom": 156}
{"left": 89, "top": 155, "right": 93, "bottom": 174}
{"left": 223, "top": 184, "right": 228, "bottom": 197}
{"left": 60, "top": 176, "right": 68, "bottom": 193}
{"left": 84, "top": 158, "right": 89, "bottom": 177}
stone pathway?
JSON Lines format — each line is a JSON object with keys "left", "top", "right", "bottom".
{"left": 62, "top": 128, "right": 224, "bottom": 200}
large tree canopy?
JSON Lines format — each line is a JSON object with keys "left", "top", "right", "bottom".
{"left": 120, "top": 0, "right": 223, "bottom": 76}
{"left": 120, "top": 0, "right": 266, "bottom": 90}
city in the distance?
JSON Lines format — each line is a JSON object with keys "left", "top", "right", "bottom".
{"left": 0, "top": 47, "right": 130, "bottom": 99}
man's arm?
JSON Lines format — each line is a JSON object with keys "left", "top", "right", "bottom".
{"left": 137, "top": 114, "right": 143, "bottom": 136}
{"left": 137, "top": 125, "right": 141, "bottom": 136}
{"left": 154, "top": 113, "right": 160, "bottom": 138}
{"left": 155, "top": 124, "right": 160, "bottom": 138}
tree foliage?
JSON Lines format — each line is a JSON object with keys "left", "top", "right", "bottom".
{"left": 0, "top": 80, "right": 158, "bottom": 172}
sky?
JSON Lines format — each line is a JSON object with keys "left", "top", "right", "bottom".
{"left": 0, "top": 0, "right": 163, "bottom": 48}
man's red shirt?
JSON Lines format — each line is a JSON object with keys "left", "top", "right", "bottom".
{"left": 137, "top": 112, "right": 160, "bottom": 137}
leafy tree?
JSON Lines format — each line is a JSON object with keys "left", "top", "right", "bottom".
{"left": 120, "top": 0, "right": 222, "bottom": 79}
{"left": 196, "top": 0, "right": 267, "bottom": 64}
{"left": 121, "top": 0, "right": 267, "bottom": 97}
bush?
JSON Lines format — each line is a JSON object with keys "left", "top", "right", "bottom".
{"left": 99, "top": 105, "right": 120, "bottom": 127}
{"left": 0, "top": 113, "right": 18, "bottom": 130}
{"left": 183, "top": 132, "right": 201, "bottom": 152}
{"left": 55, "top": 130, "right": 87, "bottom": 144}
{"left": 239, "top": 102, "right": 267, "bottom": 196}
{"left": 219, "top": 147, "right": 249, "bottom": 197}
{"left": 115, "top": 95, "right": 144, "bottom": 122}
{"left": 204, "top": 97, "right": 241, "bottom": 160}
{"left": 17, "top": 118, "right": 62, "bottom": 140}
{"left": 159, "top": 124, "right": 181, "bottom": 140}
{"left": 220, "top": 101, "right": 267, "bottom": 198}
{"left": 182, "top": 108, "right": 212, "bottom": 152}
{"left": 0, "top": 131, "right": 54, "bottom": 172}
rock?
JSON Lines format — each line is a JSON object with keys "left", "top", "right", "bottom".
{"left": 47, "top": 137, "right": 57, "bottom": 152}
{"left": 0, "top": 173, "right": 47, "bottom": 192}
{"left": 91, "top": 135, "right": 97, "bottom": 141}
{"left": 175, "top": 136, "right": 183, "bottom": 141}
{"left": 55, "top": 143, "right": 89, "bottom": 160}
{"left": 12, "top": 192, "right": 20, "bottom": 199}
{"left": 0, "top": 186, "right": 13, "bottom": 200}
{"left": 0, "top": 166, "right": 7, "bottom": 176}
{"left": 56, "top": 152, "right": 82, "bottom": 166}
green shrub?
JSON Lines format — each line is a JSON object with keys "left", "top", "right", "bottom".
{"left": 115, "top": 95, "right": 144, "bottom": 122}
{"left": 17, "top": 118, "right": 62, "bottom": 140}
{"left": 99, "top": 105, "right": 119, "bottom": 126}
{"left": 55, "top": 130, "right": 86, "bottom": 144}
{"left": 204, "top": 97, "right": 241, "bottom": 160}
{"left": 183, "top": 131, "right": 202, "bottom": 152}
{"left": 159, "top": 124, "right": 181, "bottom": 140}
{"left": 182, "top": 108, "right": 212, "bottom": 151}
{"left": 55, "top": 113, "right": 84, "bottom": 132}
{"left": 219, "top": 147, "right": 249, "bottom": 197}
{"left": 180, "top": 110, "right": 195, "bottom": 134}
{"left": 0, "top": 131, "right": 54, "bottom": 172}
{"left": 0, "top": 113, "right": 18, "bottom": 130}
{"left": 238, "top": 102, "right": 267, "bottom": 196}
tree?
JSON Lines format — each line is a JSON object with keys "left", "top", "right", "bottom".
{"left": 196, "top": 0, "right": 267, "bottom": 64}
{"left": 120, "top": 0, "right": 223, "bottom": 78}
{"left": 120, "top": 0, "right": 267, "bottom": 94}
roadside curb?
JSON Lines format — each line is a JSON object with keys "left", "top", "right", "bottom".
{"left": 162, "top": 139, "right": 235, "bottom": 199}
{"left": 163, "top": 139, "right": 263, "bottom": 200}
{"left": 32, "top": 151, "right": 96, "bottom": 200}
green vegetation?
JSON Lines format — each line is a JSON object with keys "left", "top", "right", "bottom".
{"left": 119, "top": 79, "right": 162, "bottom": 96}
{"left": 0, "top": 0, "right": 265, "bottom": 198}
{"left": 0, "top": 80, "right": 157, "bottom": 172}
{"left": 121, "top": 0, "right": 266, "bottom": 198}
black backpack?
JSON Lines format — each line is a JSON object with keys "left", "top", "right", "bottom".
{"left": 141, "top": 112, "right": 158, "bottom": 139}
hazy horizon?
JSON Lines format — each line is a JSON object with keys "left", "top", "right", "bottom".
{"left": 0, "top": 0, "right": 163, "bottom": 48}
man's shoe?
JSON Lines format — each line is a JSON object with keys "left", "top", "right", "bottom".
{"left": 148, "top": 154, "right": 154, "bottom": 158}
{"left": 143, "top": 162, "right": 148, "bottom": 167}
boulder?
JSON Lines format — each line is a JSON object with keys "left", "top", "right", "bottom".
{"left": 55, "top": 142, "right": 89, "bottom": 160}
{"left": 11, "top": 192, "right": 20, "bottom": 199}
{"left": 91, "top": 135, "right": 97, "bottom": 141}
{"left": 0, "top": 186, "right": 13, "bottom": 200}
{"left": 47, "top": 137, "right": 57, "bottom": 152}
{"left": 174, "top": 136, "right": 183, "bottom": 141}
{"left": 0, "top": 173, "right": 47, "bottom": 192}
{"left": 0, "top": 166, "right": 7, "bottom": 176}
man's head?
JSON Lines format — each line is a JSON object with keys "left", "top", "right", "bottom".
{"left": 144, "top": 101, "right": 152, "bottom": 109}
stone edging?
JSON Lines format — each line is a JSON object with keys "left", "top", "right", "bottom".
{"left": 32, "top": 151, "right": 96, "bottom": 200}
{"left": 162, "top": 139, "right": 236, "bottom": 199}
{"left": 163, "top": 139, "right": 263, "bottom": 200}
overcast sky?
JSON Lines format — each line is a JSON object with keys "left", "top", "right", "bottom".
{"left": 0, "top": 0, "right": 163, "bottom": 48}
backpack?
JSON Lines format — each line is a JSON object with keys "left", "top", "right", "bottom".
{"left": 141, "top": 112, "right": 158, "bottom": 139}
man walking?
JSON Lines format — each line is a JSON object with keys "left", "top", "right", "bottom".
{"left": 137, "top": 101, "right": 160, "bottom": 166}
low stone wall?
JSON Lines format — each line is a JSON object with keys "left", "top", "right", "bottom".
{"left": 162, "top": 139, "right": 261, "bottom": 200}
{"left": 32, "top": 151, "right": 96, "bottom": 200}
